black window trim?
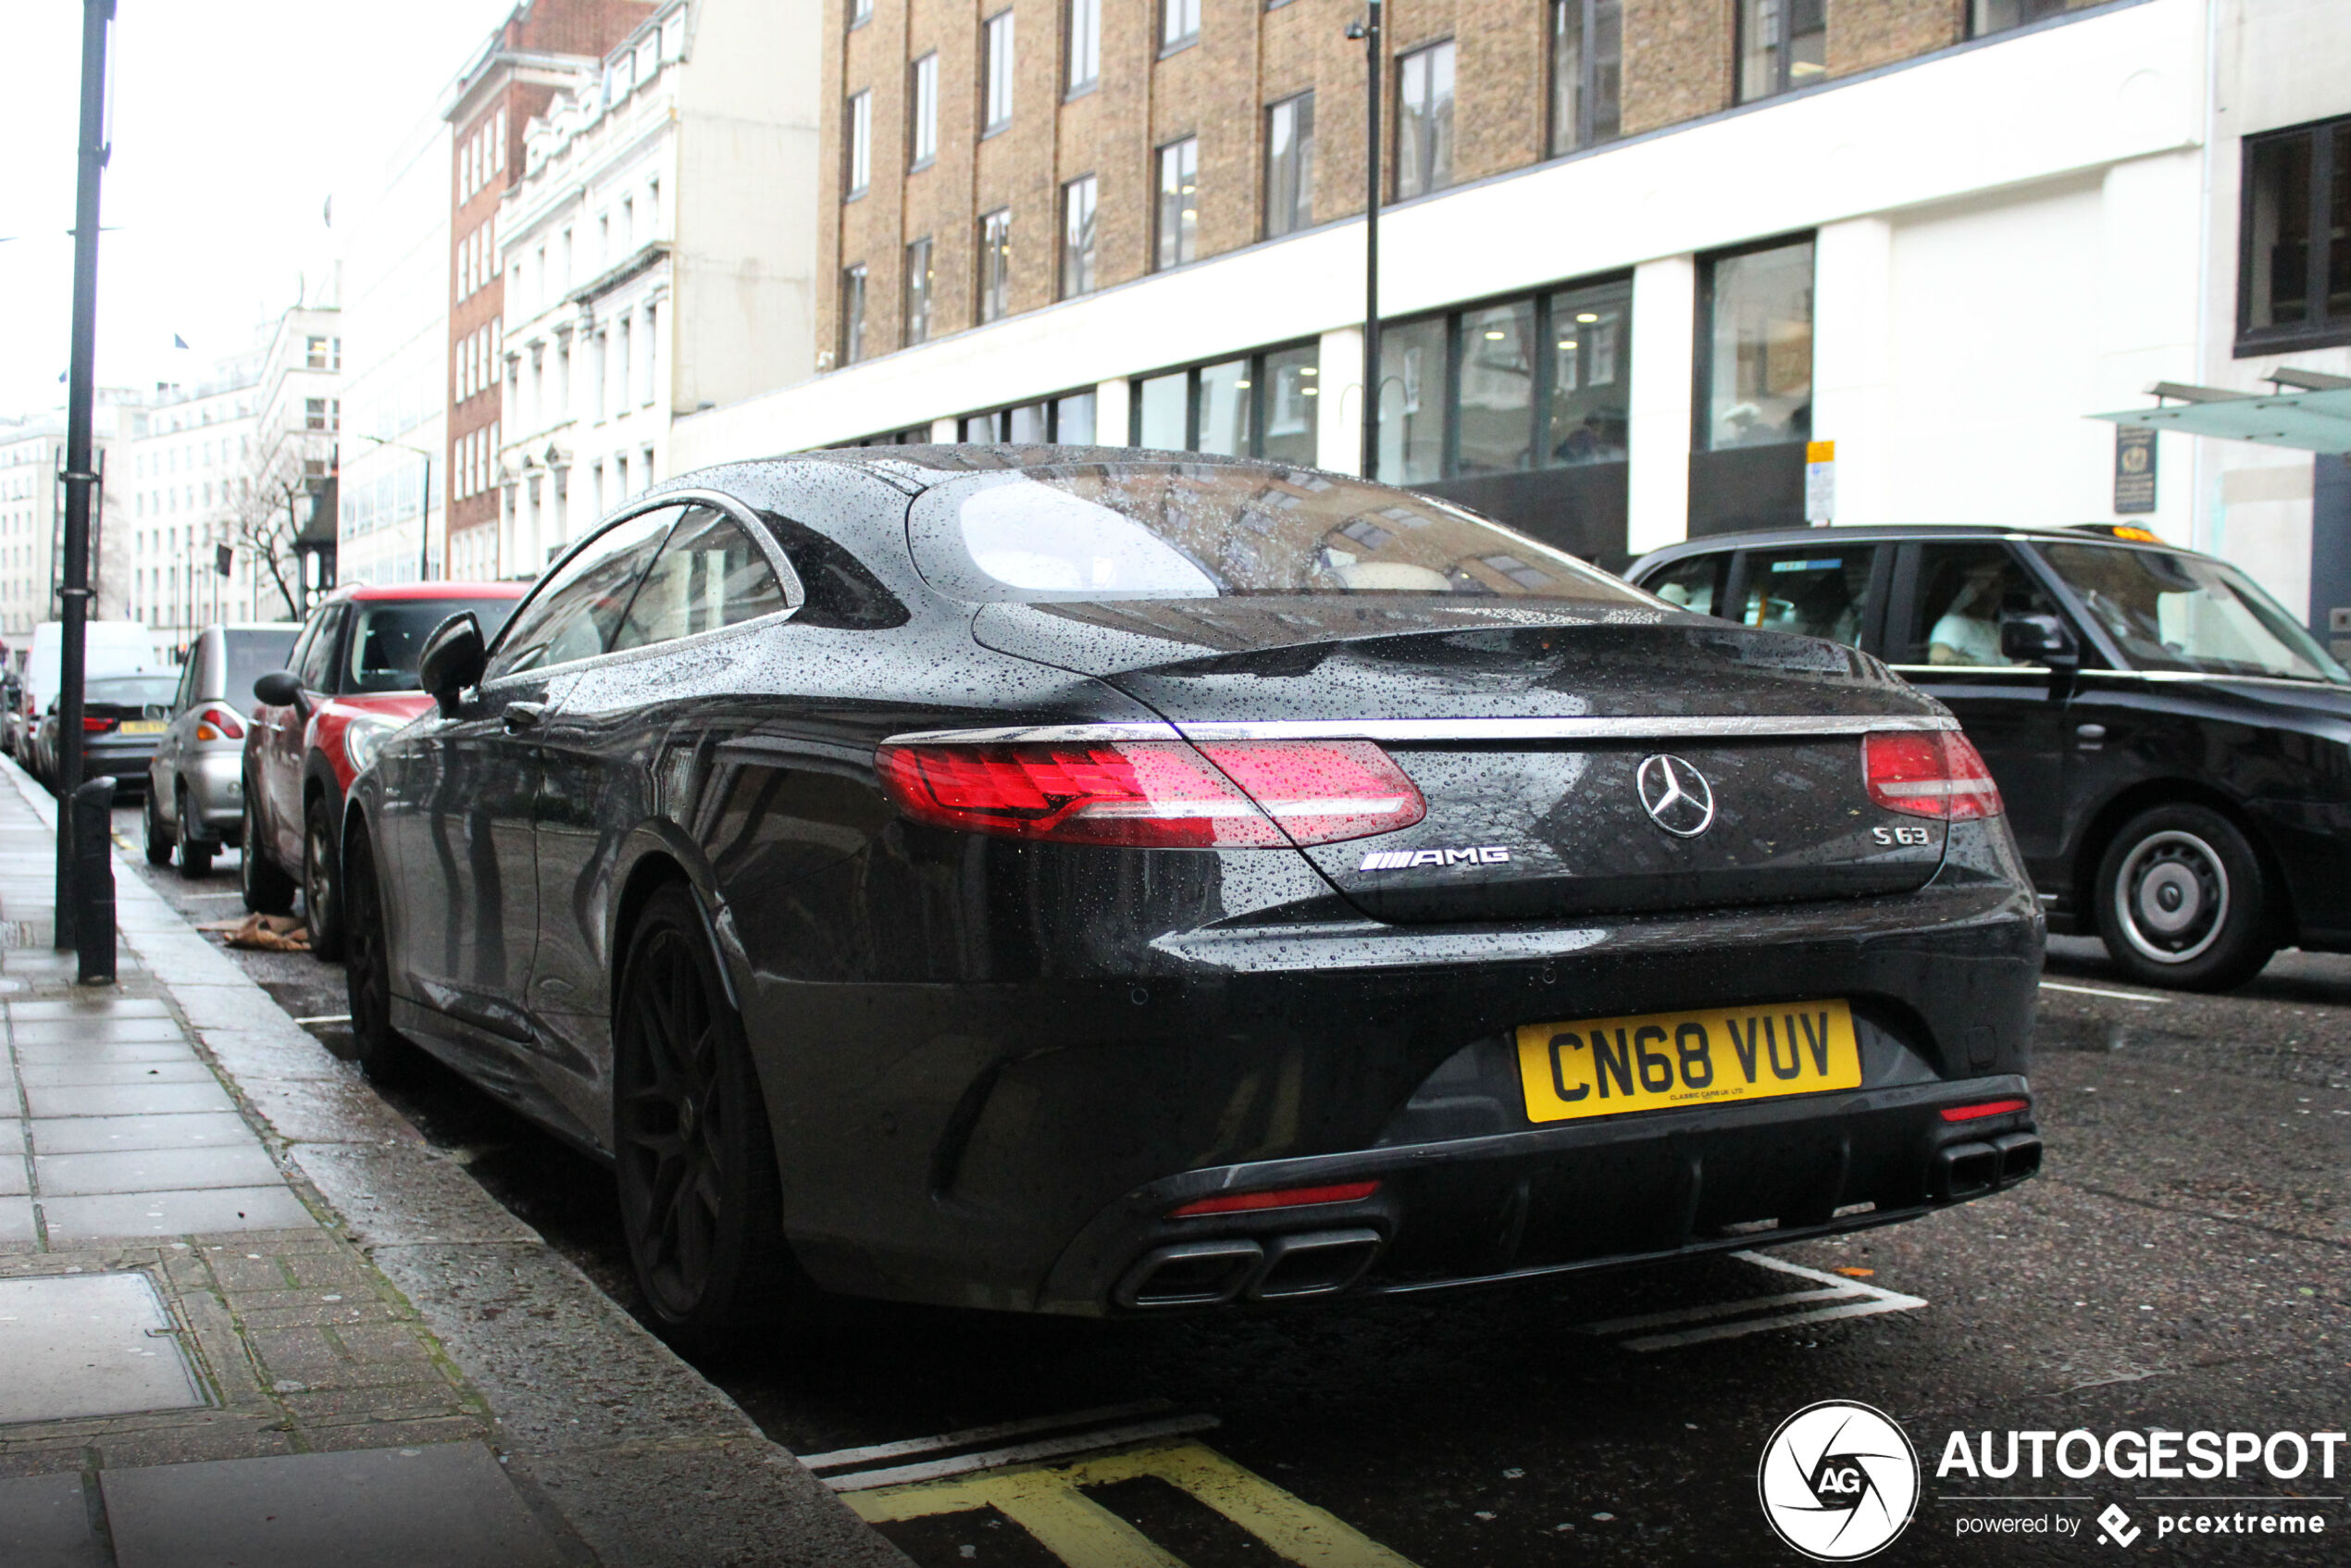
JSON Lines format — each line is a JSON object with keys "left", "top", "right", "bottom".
{"left": 1126, "top": 338, "right": 1320, "bottom": 455}
{"left": 1693, "top": 230, "right": 1817, "bottom": 454}
{"left": 2235, "top": 114, "right": 2351, "bottom": 356}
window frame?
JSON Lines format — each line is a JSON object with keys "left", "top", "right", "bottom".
{"left": 959, "top": 389, "right": 1098, "bottom": 444}
{"left": 908, "top": 53, "right": 939, "bottom": 170}
{"left": 1693, "top": 231, "right": 1816, "bottom": 453}
{"left": 1393, "top": 38, "right": 1457, "bottom": 203}
{"left": 1734, "top": 0, "right": 1827, "bottom": 106}
{"left": 903, "top": 236, "right": 934, "bottom": 347}
{"left": 1154, "top": 137, "right": 1200, "bottom": 272}
{"left": 982, "top": 9, "right": 1015, "bottom": 137}
{"left": 1060, "top": 174, "right": 1099, "bottom": 299}
{"left": 1263, "top": 91, "right": 1315, "bottom": 240}
{"left": 1161, "top": 0, "right": 1200, "bottom": 54}
{"left": 840, "top": 262, "right": 870, "bottom": 366}
{"left": 1127, "top": 340, "right": 1322, "bottom": 459}
{"left": 977, "top": 207, "right": 1014, "bottom": 323}
{"left": 1548, "top": 0, "right": 1623, "bottom": 157}
{"left": 2235, "top": 114, "right": 2351, "bottom": 355}
{"left": 844, "top": 90, "right": 873, "bottom": 199}
{"left": 1066, "top": 0, "right": 1101, "bottom": 94}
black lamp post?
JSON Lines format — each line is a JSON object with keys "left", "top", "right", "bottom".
{"left": 1346, "top": 2, "right": 1384, "bottom": 481}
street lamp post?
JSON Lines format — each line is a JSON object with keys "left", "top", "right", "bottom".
{"left": 1347, "top": 2, "right": 1384, "bottom": 481}
{"left": 352, "top": 433, "right": 432, "bottom": 583}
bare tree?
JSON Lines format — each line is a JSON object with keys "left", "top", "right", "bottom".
{"left": 231, "top": 451, "right": 311, "bottom": 619}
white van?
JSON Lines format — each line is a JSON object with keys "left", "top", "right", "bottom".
{"left": 26, "top": 620, "right": 160, "bottom": 716}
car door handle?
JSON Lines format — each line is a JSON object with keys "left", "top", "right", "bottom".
{"left": 503, "top": 702, "right": 547, "bottom": 735}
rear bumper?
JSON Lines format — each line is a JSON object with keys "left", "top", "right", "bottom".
{"left": 81, "top": 738, "right": 161, "bottom": 788}
{"left": 1041, "top": 1076, "right": 2039, "bottom": 1313}
{"left": 177, "top": 749, "right": 244, "bottom": 839}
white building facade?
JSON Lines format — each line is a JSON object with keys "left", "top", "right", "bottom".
{"left": 121, "top": 368, "right": 265, "bottom": 656}
{"left": 672, "top": 0, "right": 2351, "bottom": 632}
{"left": 0, "top": 421, "right": 64, "bottom": 653}
{"left": 498, "top": 0, "right": 822, "bottom": 569}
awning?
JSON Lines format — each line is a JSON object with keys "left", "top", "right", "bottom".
{"left": 2090, "top": 371, "right": 2351, "bottom": 454}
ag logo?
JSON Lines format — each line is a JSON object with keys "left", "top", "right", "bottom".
{"left": 1758, "top": 1400, "right": 1919, "bottom": 1561}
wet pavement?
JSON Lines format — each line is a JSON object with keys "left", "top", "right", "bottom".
{"left": 115, "top": 799, "right": 2351, "bottom": 1567}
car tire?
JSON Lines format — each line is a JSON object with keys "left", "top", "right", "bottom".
{"left": 2094, "top": 803, "right": 2275, "bottom": 992}
{"left": 241, "top": 792, "right": 297, "bottom": 915}
{"left": 302, "top": 793, "right": 344, "bottom": 962}
{"left": 143, "top": 787, "right": 175, "bottom": 866}
{"left": 341, "top": 823, "right": 415, "bottom": 1085}
{"left": 176, "top": 791, "right": 215, "bottom": 878}
{"left": 614, "top": 883, "right": 810, "bottom": 1352}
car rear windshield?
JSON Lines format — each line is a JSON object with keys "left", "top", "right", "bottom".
{"left": 223, "top": 628, "right": 299, "bottom": 703}
{"left": 2039, "top": 544, "right": 2347, "bottom": 682}
{"left": 343, "top": 599, "right": 520, "bottom": 694}
{"left": 86, "top": 675, "right": 179, "bottom": 709}
{"left": 911, "top": 463, "right": 1644, "bottom": 604}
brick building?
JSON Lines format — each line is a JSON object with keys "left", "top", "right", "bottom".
{"left": 441, "top": 0, "right": 654, "bottom": 579}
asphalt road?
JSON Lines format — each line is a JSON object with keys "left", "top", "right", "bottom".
{"left": 112, "top": 803, "right": 2351, "bottom": 1567}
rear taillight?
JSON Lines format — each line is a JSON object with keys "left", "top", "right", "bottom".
{"left": 1166, "top": 1181, "right": 1381, "bottom": 1218}
{"left": 875, "top": 739, "right": 1425, "bottom": 849}
{"left": 81, "top": 716, "right": 115, "bottom": 734}
{"left": 195, "top": 706, "right": 245, "bottom": 742}
{"left": 1864, "top": 730, "right": 2002, "bottom": 821}
{"left": 1941, "top": 1099, "right": 2029, "bottom": 1122}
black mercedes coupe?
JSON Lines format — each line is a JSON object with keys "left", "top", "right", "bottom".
{"left": 342, "top": 448, "right": 2044, "bottom": 1348}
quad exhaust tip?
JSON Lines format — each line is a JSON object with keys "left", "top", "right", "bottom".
{"left": 1114, "top": 1228, "right": 1385, "bottom": 1311}
{"left": 1933, "top": 1133, "right": 2042, "bottom": 1201}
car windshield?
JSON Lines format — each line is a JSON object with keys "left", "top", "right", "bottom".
{"left": 343, "top": 598, "right": 520, "bottom": 693}
{"left": 2039, "top": 543, "right": 2347, "bottom": 683}
{"left": 913, "top": 463, "right": 1646, "bottom": 604}
{"left": 223, "top": 628, "right": 300, "bottom": 703}
{"left": 86, "top": 675, "right": 179, "bottom": 708}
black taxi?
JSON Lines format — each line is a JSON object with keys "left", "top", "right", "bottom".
{"left": 1627, "top": 523, "right": 2351, "bottom": 991}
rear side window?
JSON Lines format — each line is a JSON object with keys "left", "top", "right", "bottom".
{"left": 1644, "top": 553, "right": 1730, "bottom": 618}
{"left": 1737, "top": 547, "right": 1876, "bottom": 647}
{"left": 611, "top": 509, "right": 790, "bottom": 652}
{"left": 295, "top": 606, "right": 346, "bottom": 691}
{"left": 223, "top": 628, "right": 300, "bottom": 706}
{"left": 1898, "top": 544, "right": 2057, "bottom": 666}
{"left": 489, "top": 506, "right": 680, "bottom": 678}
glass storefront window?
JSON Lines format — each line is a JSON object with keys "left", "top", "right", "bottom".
{"left": 1195, "top": 360, "right": 1251, "bottom": 456}
{"left": 1137, "top": 372, "right": 1187, "bottom": 450}
{"left": 1455, "top": 301, "right": 1536, "bottom": 475}
{"left": 1544, "top": 280, "right": 1629, "bottom": 465}
{"left": 1702, "top": 239, "right": 1813, "bottom": 450}
{"left": 1262, "top": 345, "right": 1320, "bottom": 466}
{"left": 1131, "top": 343, "right": 1319, "bottom": 462}
{"left": 1376, "top": 317, "right": 1448, "bottom": 484}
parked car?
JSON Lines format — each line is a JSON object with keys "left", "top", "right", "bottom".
{"left": 21, "top": 620, "right": 160, "bottom": 784}
{"left": 1, "top": 671, "right": 22, "bottom": 757}
{"left": 35, "top": 671, "right": 181, "bottom": 794}
{"left": 1626, "top": 522, "right": 2351, "bottom": 991}
{"left": 243, "top": 582, "right": 526, "bottom": 957}
{"left": 341, "top": 450, "right": 2044, "bottom": 1350}
{"left": 143, "top": 622, "right": 302, "bottom": 876}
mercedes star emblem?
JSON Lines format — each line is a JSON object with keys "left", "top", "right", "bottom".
{"left": 1636, "top": 753, "right": 1716, "bottom": 838}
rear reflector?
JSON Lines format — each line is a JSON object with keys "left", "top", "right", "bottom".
{"left": 1864, "top": 730, "right": 2003, "bottom": 821}
{"left": 876, "top": 740, "right": 1424, "bottom": 849}
{"left": 1940, "top": 1098, "right": 2029, "bottom": 1123}
{"left": 1167, "top": 1181, "right": 1381, "bottom": 1218}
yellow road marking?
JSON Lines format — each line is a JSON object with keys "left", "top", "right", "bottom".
{"left": 843, "top": 1438, "right": 1419, "bottom": 1568}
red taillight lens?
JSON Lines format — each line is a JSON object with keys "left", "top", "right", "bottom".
{"left": 1940, "top": 1099, "right": 2029, "bottom": 1122}
{"left": 81, "top": 715, "right": 115, "bottom": 733}
{"left": 875, "top": 740, "right": 1424, "bottom": 849}
{"left": 1166, "top": 1181, "right": 1381, "bottom": 1218}
{"left": 195, "top": 706, "right": 244, "bottom": 742}
{"left": 1864, "top": 730, "right": 2003, "bottom": 821}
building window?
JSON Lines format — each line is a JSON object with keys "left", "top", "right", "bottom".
{"left": 978, "top": 208, "right": 1013, "bottom": 323}
{"left": 841, "top": 263, "right": 869, "bottom": 366}
{"left": 1736, "top": 0, "right": 1826, "bottom": 104}
{"left": 850, "top": 0, "right": 872, "bottom": 27}
{"left": 1549, "top": 0, "right": 1622, "bottom": 156}
{"left": 1969, "top": 0, "right": 2074, "bottom": 35}
{"left": 1395, "top": 41, "right": 1455, "bottom": 201}
{"left": 846, "top": 91, "right": 873, "bottom": 197}
{"left": 1155, "top": 138, "right": 1199, "bottom": 271}
{"left": 983, "top": 10, "right": 1015, "bottom": 135}
{"left": 1061, "top": 175, "right": 1098, "bottom": 299}
{"left": 1067, "top": 0, "right": 1101, "bottom": 93}
{"left": 1699, "top": 237, "right": 1813, "bottom": 449}
{"left": 1264, "top": 93, "right": 1314, "bottom": 239}
{"left": 1132, "top": 342, "right": 1320, "bottom": 464}
{"left": 962, "top": 390, "right": 1096, "bottom": 443}
{"left": 2238, "top": 116, "right": 2351, "bottom": 354}
{"left": 305, "top": 335, "right": 333, "bottom": 370}
{"left": 305, "top": 398, "right": 330, "bottom": 432}
{"left": 909, "top": 53, "right": 939, "bottom": 168}
{"left": 904, "top": 237, "right": 935, "bottom": 346}
{"left": 1162, "top": 0, "right": 1200, "bottom": 51}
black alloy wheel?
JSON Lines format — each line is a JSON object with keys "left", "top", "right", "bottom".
{"left": 2094, "top": 803, "right": 2274, "bottom": 992}
{"left": 302, "top": 794, "right": 345, "bottom": 961}
{"left": 176, "top": 789, "right": 214, "bottom": 878}
{"left": 614, "top": 883, "right": 805, "bottom": 1351}
{"left": 241, "top": 791, "right": 296, "bottom": 915}
{"left": 340, "top": 825, "right": 413, "bottom": 1084}
{"left": 143, "top": 787, "right": 174, "bottom": 866}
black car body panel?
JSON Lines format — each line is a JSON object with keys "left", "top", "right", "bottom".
{"left": 351, "top": 451, "right": 2044, "bottom": 1317}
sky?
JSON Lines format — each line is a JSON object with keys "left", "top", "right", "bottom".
{"left": 0, "top": 0, "right": 516, "bottom": 420}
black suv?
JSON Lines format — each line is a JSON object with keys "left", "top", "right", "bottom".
{"left": 1627, "top": 524, "right": 2351, "bottom": 990}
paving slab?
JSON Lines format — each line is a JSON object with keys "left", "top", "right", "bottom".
{"left": 17, "top": 1062, "right": 218, "bottom": 1089}
{"left": 0, "top": 1272, "right": 205, "bottom": 1424}
{"left": 23, "top": 1082, "right": 237, "bottom": 1119}
{"left": 6, "top": 999, "right": 174, "bottom": 1022}
{"left": 41, "top": 1186, "right": 314, "bottom": 1244}
{"left": 34, "top": 1146, "right": 283, "bottom": 1197}
{"left": 0, "top": 1151, "right": 24, "bottom": 1198}
{"left": 12, "top": 1040, "right": 202, "bottom": 1065}
{"left": 0, "top": 1195, "right": 32, "bottom": 1247}
{"left": 8, "top": 1018, "right": 189, "bottom": 1046}
{"left": 0, "top": 1472, "right": 104, "bottom": 1568}
{"left": 100, "top": 1442, "right": 572, "bottom": 1568}
{"left": 27, "top": 1114, "right": 262, "bottom": 1156}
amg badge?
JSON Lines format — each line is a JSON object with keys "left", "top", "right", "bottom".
{"left": 1358, "top": 846, "right": 1512, "bottom": 871}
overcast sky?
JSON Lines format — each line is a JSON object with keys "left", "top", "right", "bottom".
{"left": 0, "top": 0, "right": 516, "bottom": 420}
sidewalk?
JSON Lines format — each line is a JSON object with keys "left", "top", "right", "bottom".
{"left": 0, "top": 761, "right": 907, "bottom": 1568}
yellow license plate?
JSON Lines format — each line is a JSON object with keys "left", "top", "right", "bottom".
{"left": 1516, "top": 1000, "right": 1861, "bottom": 1123}
{"left": 118, "top": 720, "right": 166, "bottom": 735}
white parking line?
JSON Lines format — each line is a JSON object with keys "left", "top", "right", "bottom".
{"left": 2039, "top": 978, "right": 2171, "bottom": 1004}
{"left": 1575, "top": 1250, "right": 1927, "bottom": 1352}
{"left": 801, "top": 1399, "right": 1176, "bottom": 1473}
{"left": 821, "top": 1412, "right": 1221, "bottom": 1492}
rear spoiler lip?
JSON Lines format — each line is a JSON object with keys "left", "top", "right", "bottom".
{"left": 882, "top": 714, "right": 1959, "bottom": 748}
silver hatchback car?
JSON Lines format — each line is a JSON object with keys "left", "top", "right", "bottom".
{"left": 143, "top": 622, "right": 299, "bottom": 876}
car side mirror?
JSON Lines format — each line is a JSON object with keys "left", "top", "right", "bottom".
{"left": 418, "top": 612, "right": 487, "bottom": 716}
{"left": 252, "top": 671, "right": 305, "bottom": 712}
{"left": 1998, "top": 613, "right": 2076, "bottom": 666}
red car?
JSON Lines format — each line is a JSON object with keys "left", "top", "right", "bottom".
{"left": 243, "top": 581, "right": 526, "bottom": 957}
